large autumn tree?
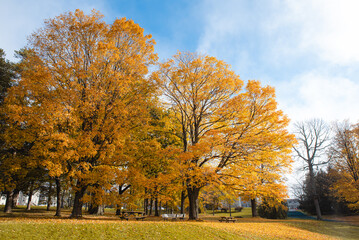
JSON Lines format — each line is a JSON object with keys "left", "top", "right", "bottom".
{"left": 330, "top": 121, "right": 359, "bottom": 210}
{"left": 5, "top": 9, "right": 157, "bottom": 217}
{"left": 153, "top": 52, "right": 294, "bottom": 219}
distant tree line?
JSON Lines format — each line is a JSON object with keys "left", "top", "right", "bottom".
{"left": 294, "top": 120, "right": 359, "bottom": 218}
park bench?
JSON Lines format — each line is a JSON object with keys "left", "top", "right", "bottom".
{"left": 162, "top": 214, "right": 169, "bottom": 221}
{"left": 119, "top": 211, "right": 145, "bottom": 221}
{"left": 219, "top": 216, "right": 236, "bottom": 223}
{"left": 176, "top": 214, "right": 186, "bottom": 220}
{"left": 162, "top": 214, "right": 186, "bottom": 221}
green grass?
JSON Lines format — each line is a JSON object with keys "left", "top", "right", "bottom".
{"left": 284, "top": 220, "right": 359, "bottom": 240}
{"left": 1, "top": 206, "right": 359, "bottom": 239}
{"left": 0, "top": 221, "right": 243, "bottom": 240}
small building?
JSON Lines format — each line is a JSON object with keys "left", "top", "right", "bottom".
{"left": 286, "top": 199, "right": 300, "bottom": 211}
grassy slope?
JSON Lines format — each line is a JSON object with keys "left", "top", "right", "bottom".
{"left": 0, "top": 221, "right": 243, "bottom": 240}
{"left": 0, "top": 206, "right": 358, "bottom": 240}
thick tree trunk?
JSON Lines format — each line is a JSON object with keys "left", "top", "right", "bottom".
{"left": 88, "top": 191, "right": 104, "bottom": 216}
{"left": 115, "top": 209, "right": 122, "bottom": 215}
{"left": 187, "top": 187, "right": 200, "bottom": 220}
{"left": 26, "top": 187, "right": 33, "bottom": 211}
{"left": 115, "top": 184, "right": 131, "bottom": 215}
{"left": 4, "top": 191, "right": 13, "bottom": 213}
{"left": 159, "top": 201, "right": 162, "bottom": 215}
{"left": 55, "top": 177, "right": 62, "bottom": 217}
{"left": 229, "top": 202, "right": 232, "bottom": 217}
{"left": 180, "top": 190, "right": 186, "bottom": 214}
{"left": 70, "top": 186, "right": 87, "bottom": 218}
{"left": 47, "top": 181, "right": 53, "bottom": 211}
{"left": 89, "top": 205, "right": 104, "bottom": 215}
{"left": 309, "top": 166, "right": 322, "bottom": 220}
{"left": 154, "top": 198, "right": 159, "bottom": 216}
{"left": 149, "top": 198, "right": 153, "bottom": 216}
{"left": 144, "top": 198, "right": 148, "bottom": 215}
{"left": 12, "top": 189, "right": 19, "bottom": 208}
{"left": 213, "top": 199, "right": 215, "bottom": 216}
{"left": 61, "top": 190, "right": 65, "bottom": 208}
{"left": 251, "top": 199, "right": 257, "bottom": 217}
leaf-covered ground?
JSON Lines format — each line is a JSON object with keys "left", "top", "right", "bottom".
{"left": 1, "top": 218, "right": 358, "bottom": 240}
{"left": 0, "top": 207, "right": 358, "bottom": 240}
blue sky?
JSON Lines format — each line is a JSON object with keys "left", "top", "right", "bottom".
{"left": 1, "top": 0, "right": 359, "bottom": 126}
{"left": 2, "top": 0, "right": 359, "bottom": 194}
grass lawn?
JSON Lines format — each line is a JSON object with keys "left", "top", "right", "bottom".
{"left": 0, "top": 206, "right": 358, "bottom": 240}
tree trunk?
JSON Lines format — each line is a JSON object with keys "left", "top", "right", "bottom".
{"left": 89, "top": 205, "right": 104, "bottom": 215}
{"left": 4, "top": 191, "right": 13, "bottom": 213}
{"left": 309, "top": 166, "right": 322, "bottom": 220}
{"left": 26, "top": 187, "right": 33, "bottom": 211}
{"left": 12, "top": 189, "right": 19, "bottom": 208}
{"left": 213, "top": 199, "right": 215, "bottom": 216}
{"left": 149, "top": 198, "right": 153, "bottom": 216}
{"left": 180, "top": 190, "right": 186, "bottom": 214}
{"left": 159, "top": 201, "right": 162, "bottom": 215}
{"left": 154, "top": 198, "right": 159, "bottom": 216}
{"left": 70, "top": 186, "right": 87, "bottom": 218}
{"left": 115, "top": 184, "right": 131, "bottom": 215}
{"left": 55, "top": 177, "right": 62, "bottom": 217}
{"left": 144, "top": 198, "right": 148, "bottom": 215}
{"left": 251, "top": 198, "right": 257, "bottom": 217}
{"left": 187, "top": 187, "right": 200, "bottom": 220}
{"left": 88, "top": 191, "right": 104, "bottom": 216}
{"left": 47, "top": 181, "right": 52, "bottom": 211}
{"left": 61, "top": 190, "right": 65, "bottom": 208}
{"left": 229, "top": 202, "right": 232, "bottom": 217}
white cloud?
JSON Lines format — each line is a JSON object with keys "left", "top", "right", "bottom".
{"left": 197, "top": 0, "right": 359, "bottom": 124}
{"left": 282, "top": 0, "right": 359, "bottom": 65}
{"left": 197, "top": 0, "right": 359, "bottom": 66}
{"left": 277, "top": 71, "right": 359, "bottom": 123}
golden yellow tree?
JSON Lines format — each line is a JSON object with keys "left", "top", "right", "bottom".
{"left": 218, "top": 81, "right": 294, "bottom": 217}
{"left": 330, "top": 122, "right": 359, "bottom": 210}
{"left": 153, "top": 52, "right": 241, "bottom": 219}
{"left": 5, "top": 9, "right": 157, "bottom": 217}
{"left": 153, "top": 52, "right": 294, "bottom": 219}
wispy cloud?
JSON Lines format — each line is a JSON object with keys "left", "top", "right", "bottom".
{"left": 278, "top": 71, "right": 359, "bottom": 123}
{"left": 196, "top": 0, "right": 359, "bottom": 124}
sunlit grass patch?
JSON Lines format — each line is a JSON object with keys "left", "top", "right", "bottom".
{"left": 0, "top": 220, "right": 243, "bottom": 240}
{"left": 1, "top": 206, "right": 359, "bottom": 239}
{"left": 1, "top": 218, "right": 359, "bottom": 240}
{"left": 284, "top": 219, "right": 359, "bottom": 240}
{"left": 199, "top": 220, "right": 338, "bottom": 240}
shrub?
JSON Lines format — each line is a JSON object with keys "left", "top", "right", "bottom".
{"left": 220, "top": 207, "right": 228, "bottom": 213}
{"left": 258, "top": 200, "right": 288, "bottom": 219}
{"left": 235, "top": 206, "right": 243, "bottom": 212}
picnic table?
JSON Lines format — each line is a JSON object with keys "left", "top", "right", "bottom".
{"left": 119, "top": 211, "right": 146, "bottom": 221}
{"left": 219, "top": 216, "right": 236, "bottom": 223}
